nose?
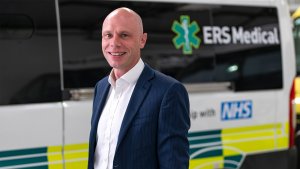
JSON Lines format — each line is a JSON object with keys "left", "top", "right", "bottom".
{"left": 110, "top": 35, "right": 121, "bottom": 48}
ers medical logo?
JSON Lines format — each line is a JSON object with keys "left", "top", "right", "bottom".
{"left": 203, "top": 26, "right": 279, "bottom": 45}
{"left": 172, "top": 15, "right": 280, "bottom": 54}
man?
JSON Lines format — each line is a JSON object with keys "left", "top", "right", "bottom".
{"left": 88, "top": 7, "right": 190, "bottom": 169}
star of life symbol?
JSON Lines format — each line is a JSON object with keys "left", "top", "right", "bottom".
{"left": 172, "top": 15, "right": 201, "bottom": 54}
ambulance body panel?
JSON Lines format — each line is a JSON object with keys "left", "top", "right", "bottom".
{"left": 0, "top": 0, "right": 297, "bottom": 168}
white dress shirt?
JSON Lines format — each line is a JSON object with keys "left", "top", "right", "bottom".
{"left": 94, "top": 59, "right": 144, "bottom": 169}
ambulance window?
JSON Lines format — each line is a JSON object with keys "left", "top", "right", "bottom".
{"left": 145, "top": 4, "right": 282, "bottom": 91}
{"left": 0, "top": 0, "right": 61, "bottom": 105}
{"left": 59, "top": 1, "right": 111, "bottom": 90}
{"left": 215, "top": 46, "right": 282, "bottom": 91}
{"left": 212, "top": 6, "right": 282, "bottom": 91}
{"left": 59, "top": 1, "right": 282, "bottom": 92}
{"left": 294, "top": 18, "right": 300, "bottom": 75}
{"left": 59, "top": 1, "right": 214, "bottom": 90}
{"left": 0, "top": 14, "right": 33, "bottom": 39}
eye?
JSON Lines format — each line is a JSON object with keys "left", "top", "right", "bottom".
{"left": 103, "top": 33, "right": 112, "bottom": 39}
{"left": 121, "top": 33, "right": 128, "bottom": 38}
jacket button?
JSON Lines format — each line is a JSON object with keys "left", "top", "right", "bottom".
{"left": 113, "top": 164, "right": 119, "bottom": 168}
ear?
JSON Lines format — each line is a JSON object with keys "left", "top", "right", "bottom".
{"left": 140, "top": 33, "right": 147, "bottom": 49}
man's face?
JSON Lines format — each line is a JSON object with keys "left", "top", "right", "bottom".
{"left": 101, "top": 11, "right": 147, "bottom": 74}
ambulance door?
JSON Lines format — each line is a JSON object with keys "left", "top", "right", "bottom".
{"left": 0, "top": 0, "right": 64, "bottom": 168}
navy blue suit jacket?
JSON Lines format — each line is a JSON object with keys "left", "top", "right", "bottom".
{"left": 88, "top": 64, "right": 190, "bottom": 169}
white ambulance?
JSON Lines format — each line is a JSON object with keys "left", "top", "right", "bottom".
{"left": 0, "top": 0, "right": 297, "bottom": 168}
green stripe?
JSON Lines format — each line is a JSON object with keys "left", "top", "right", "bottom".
{"left": 189, "top": 142, "right": 222, "bottom": 156}
{"left": 189, "top": 137, "right": 221, "bottom": 145}
{"left": 190, "top": 148, "right": 223, "bottom": 159}
{"left": 189, "top": 130, "right": 222, "bottom": 158}
{"left": 0, "top": 147, "right": 47, "bottom": 158}
{"left": 0, "top": 156, "right": 47, "bottom": 167}
{"left": 188, "top": 130, "right": 221, "bottom": 138}
{"left": 18, "top": 165, "right": 48, "bottom": 169}
{"left": 224, "top": 155, "right": 243, "bottom": 168}
{"left": 224, "top": 162, "right": 238, "bottom": 169}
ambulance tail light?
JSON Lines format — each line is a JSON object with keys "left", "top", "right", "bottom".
{"left": 289, "top": 79, "right": 296, "bottom": 148}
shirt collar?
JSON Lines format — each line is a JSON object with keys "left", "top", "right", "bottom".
{"left": 108, "top": 58, "right": 144, "bottom": 88}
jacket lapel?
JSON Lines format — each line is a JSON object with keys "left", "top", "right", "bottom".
{"left": 116, "top": 65, "right": 154, "bottom": 148}
{"left": 91, "top": 79, "right": 111, "bottom": 140}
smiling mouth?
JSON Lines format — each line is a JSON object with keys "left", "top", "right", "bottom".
{"left": 109, "top": 52, "right": 126, "bottom": 56}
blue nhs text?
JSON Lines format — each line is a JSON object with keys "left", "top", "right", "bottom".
{"left": 221, "top": 100, "right": 252, "bottom": 121}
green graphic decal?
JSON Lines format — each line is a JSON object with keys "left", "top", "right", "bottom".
{"left": 172, "top": 15, "right": 200, "bottom": 54}
{"left": 0, "top": 147, "right": 48, "bottom": 168}
{"left": 188, "top": 130, "right": 245, "bottom": 169}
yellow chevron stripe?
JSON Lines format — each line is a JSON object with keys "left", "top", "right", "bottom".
{"left": 64, "top": 143, "right": 88, "bottom": 169}
{"left": 47, "top": 145, "right": 63, "bottom": 169}
{"left": 276, "top": 123, "right": 289, "bottom": 149}
{"left": 222, "top": 123, "right": 288, "bottom": 156}
{"left": 188, "top": 122, "right": 288, "bottom": 169}
{"left": 64, "top": 143, "right": 88, "bottom": 151}
{"left": 47, "top": 143, "right": 89, "bottom": 169}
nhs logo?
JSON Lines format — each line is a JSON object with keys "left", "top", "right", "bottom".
{"left": 221, "top": 100, "right": 253, "bottom": 121}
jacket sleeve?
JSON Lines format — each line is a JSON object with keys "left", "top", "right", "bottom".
{"left": 157, "top": 82, "right": 190, "bottom": 169}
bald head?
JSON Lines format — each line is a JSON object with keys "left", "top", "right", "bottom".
{"left": 103, "top": 7, "right": 144, "bottom": 34}
{"left": 101, "top": 7, "right": 147, "bottom": 79}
